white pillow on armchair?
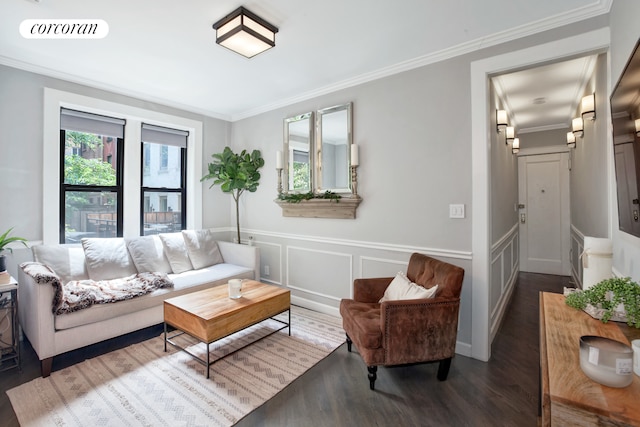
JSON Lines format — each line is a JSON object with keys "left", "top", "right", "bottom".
{"left": 379, "top": 271, "right": 438, "bottom": 303}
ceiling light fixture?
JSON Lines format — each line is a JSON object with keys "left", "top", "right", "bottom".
{"left": 496, "top": 110, "right": 508, "bottom": 133}
{"left": 505, "top": 126, "right": 515, "bottom": 145}
{"left": 581, "top": 93, "right": 596, "bottom": 121}
{"left": 635, "top": 119, "right": 640, "bottom": 137}
{"left": 512, "top": 138, "right": 520, "bottom": 154}
{"left": 572, "top": 117, "right": 584, "bottom": 138}
{"left": 212, "top": 7, "right": 278, "bottom": 59}
{"left": 566, "top": 131, "right": 576, "bottom": 148}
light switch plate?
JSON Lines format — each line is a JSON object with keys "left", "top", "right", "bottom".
{"left": 449, "top": 204, "right": 465, "bottom": 219}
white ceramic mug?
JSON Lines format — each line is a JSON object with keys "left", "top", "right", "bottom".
{"left": 228, "top": 279, "right": 242, "bottom": 299}
{"left": 633, "top": 339, "right": 640, "bottom": 377}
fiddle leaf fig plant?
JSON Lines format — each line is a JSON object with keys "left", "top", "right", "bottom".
{"left": 201, "top": 147, "right": 264, "bottom": 244}
{"left": 565, "top": 277, "right": 640, "bottom": 328}
{"left": 0, "top": 227, "right": 28, "bottom": 254}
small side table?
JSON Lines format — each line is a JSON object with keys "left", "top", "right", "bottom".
{"left": 0, "top": 277, "right": 20, "bottom": 372}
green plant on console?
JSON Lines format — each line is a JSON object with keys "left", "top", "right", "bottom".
{"left": 0, "top": 227, "right": 28, "bottom": 254}
{"left": 201, "top": 146, "right": 264, "bottom": 244}
{"left": 565, "top": 277, "right": 640, "bottom": 328}
{"left": 278, "top": 191, "right": 341, "bottom": 203}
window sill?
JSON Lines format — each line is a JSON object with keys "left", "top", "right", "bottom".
{"left": 274, "top": 196, "right": 362, "bottom": 219}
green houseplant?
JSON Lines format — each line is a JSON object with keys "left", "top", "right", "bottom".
{"left": 201, "top": 146, "right": 264, "bottom": 245}
{"left": 565, "top": 277, "right": 640, "bottom": 328}
{"left": 0, "top": 227, "right": 29, "bottom": 272}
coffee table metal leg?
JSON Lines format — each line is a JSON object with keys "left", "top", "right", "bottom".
{"left": 288, "top": 309, "right": 291, "bottom": 336}
{"left": 164, "top": 323, "right": 167, "bottom": 352}
{"left": 206, "top": 342, "right": 210, "bottom": 379}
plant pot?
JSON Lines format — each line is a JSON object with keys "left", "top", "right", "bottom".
{"left": 0, "top": 254, "right": 6, "bottom": 272}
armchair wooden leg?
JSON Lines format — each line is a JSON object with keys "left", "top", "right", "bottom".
{"left": 346, "top": 334, "right": 352, "bottom": 352}
{"left": 437, "top": 357, "right": 452, "bottom": 381}
{"left": 41, "top": 357, "right": 53, "bottom": 378}
{"left": 368, "top": 366, "right": 377, "bottom": 390}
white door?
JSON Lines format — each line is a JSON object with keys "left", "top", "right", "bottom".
{"left": 518, "top": 152, "right": 570, "bottom": 275}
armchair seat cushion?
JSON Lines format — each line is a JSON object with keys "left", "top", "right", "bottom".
{"left": 339, "top": 299, "right": 382, "bottom": 349}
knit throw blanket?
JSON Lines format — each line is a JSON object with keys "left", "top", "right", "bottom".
{"left": 21, "top": 262, "right": 174, "bottom": 315}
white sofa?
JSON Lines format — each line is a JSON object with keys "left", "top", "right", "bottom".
{"left": 18, "top": 230, "right": 260, "bottom": 377}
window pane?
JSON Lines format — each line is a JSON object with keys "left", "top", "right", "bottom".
{"left": 142, "top": 142, "right": 181, "bottom": 188}
{"left": 64, "top": 131, "right": 117, "bottom": 186}
{"left": 142, "top": 191, "right": 182, "bottom": 235}
{"left": 64, "top": 190, "right": 118, "bottom": 242}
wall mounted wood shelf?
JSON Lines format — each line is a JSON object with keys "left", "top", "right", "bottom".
{"left": 274, "top": 196, "right": 361, "bottom": 219}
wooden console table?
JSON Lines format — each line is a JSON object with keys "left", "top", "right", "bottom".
{"left": 540, "top": 292, "right": 640, "bottom": 426}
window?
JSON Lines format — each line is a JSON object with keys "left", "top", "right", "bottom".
{"left": 59, "top": 108, "right": 125, "bottom": 243}
{"left": 140, "top": 123, "right": 188, "bottom": 235}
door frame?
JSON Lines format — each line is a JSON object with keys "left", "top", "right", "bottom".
{"left": 470, "top": 28, "right": 609, "bottom": 361}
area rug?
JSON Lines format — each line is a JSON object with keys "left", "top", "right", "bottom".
{"left": 7, "top": 306, "right": 345, "bottom": 426}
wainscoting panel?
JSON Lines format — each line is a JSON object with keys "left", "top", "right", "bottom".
{"left": 254, "top": 241, "right": 282, "bottom": 285}
{"left": 360, "top": 256, "right": 409, "bottom": 280}
{"left": 286, "top": 246, "right": 353, "bottom": 302}
{"left": 490, "top": 225, "right": 519, "bottom": 341}
{"left": 570, "top": 225, "right": 584, "bottom": 288}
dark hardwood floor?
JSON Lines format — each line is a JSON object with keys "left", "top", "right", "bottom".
{"left": 0, "top": 272, "right": 570, "bottom": 426}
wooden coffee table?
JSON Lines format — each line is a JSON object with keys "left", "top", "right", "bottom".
{"left": 163, "top": 280, "right": 290, "bottom": 378}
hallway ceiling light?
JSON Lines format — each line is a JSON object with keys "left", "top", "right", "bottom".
{"left": 581, "top": 93, "right": 596, "bottom": 121}
{"left": 212, "top": 6, "right": 278, "bottom": 58}
{"left": 512, "top": 138, "right": 520, "bottom": 154}
{"left": 496, "top": 110, "right": 508, "bottom": 133}
{"left": 505, "top": 126, "right": 515, "bottom": 145}
{"left": 572, "top": 117, "right": 584, "bottom": 138}
{"left": 566, "top": 131, "right": 576, "bottom": 148}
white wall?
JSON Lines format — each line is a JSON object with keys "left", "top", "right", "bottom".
{"left": 610, "top": 0, "right": 640, "bottom": 281}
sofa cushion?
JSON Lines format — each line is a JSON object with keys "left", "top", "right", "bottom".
{"left": 125, "top": 235, "right": 172, "bottom": 274}
{"left": 81, "top": 238, "right": 137, "bottom": 281}
{"left": 339, "top": 299, "right": 382, "bottom": 349}
{"left": 159, "top": 232, "right": 193, "bottom": 274}
{"left": 55, "top": 263, "right": 255, "bottom": 330}
{"left": 379, "top": 272, "right": 438, "bottom": 303}
{"left": 32, "top": 244, "right": 88, "bottom": 284}
{"left": 182, "top": 229, "right": 224, "bottom": 269}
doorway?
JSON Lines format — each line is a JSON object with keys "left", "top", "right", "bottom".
{"left": 518, "top": 152, "right": 570, "bottom": 275}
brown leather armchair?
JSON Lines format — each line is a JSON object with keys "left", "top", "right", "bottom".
{"left": 339, "top": 253, "right": 464, "bottom": 390}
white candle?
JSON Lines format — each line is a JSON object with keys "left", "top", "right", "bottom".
{"left": 276, "top": 150, "right": 283, "bottom": 169}
{"left": 350, "top": 144, "right": 359, "bottom": 166}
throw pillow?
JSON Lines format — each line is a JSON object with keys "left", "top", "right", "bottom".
{"left": 32, "top": 244, "right": 89, "bottom": 284}
{"left": 181, "top": 229, "right": 224, "bottom": 270}
{"left": 125, "top": 235, "right": 172, "bottom": 274}
{"left": 159, "top": 232, "right": 194, "bottom": 274}
{"left": 81, "top": 238, "right": 138, "bottom": 281}
{"left": 379, "top": 271, "right": 439, "bottom": 303}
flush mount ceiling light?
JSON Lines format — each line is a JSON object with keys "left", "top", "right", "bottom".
{"left": 581, "top": 93, "right": 596, "bottom": 121}
{"left": 566, "top": 131, "right": 576, "bottom": 148}
{"left": 572, "top": 117, "right": 584, "bottom": 138}
{"left": 496, "top": 110, "right": 508, "bottom": 133}
{"left": 212, "top": 6, "right": 278, "bottom": 58}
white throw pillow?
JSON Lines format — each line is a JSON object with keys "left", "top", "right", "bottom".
{"left": 181, "top": 229, "right": 224, "bottom": 270}
{"left": 32, "top": 244, "right": 89, "bottom": 284}
{"left": 125, "top": 235, "right": 172, "bottom": 274}
{"left": 159, "top": 232, "right": 193, "bottom": 274}
{"left": 81, "top": 238, "right": 138, "bottom": 281}
{"left": 379, "top": 271, "right": 439, "bottom": 303}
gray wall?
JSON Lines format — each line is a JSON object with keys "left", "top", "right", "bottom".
{"left": 519, "top": 128, "right": 567, "bottom": 149}
{"left": 610, "top": 0, "right": 640, "bottom": 280}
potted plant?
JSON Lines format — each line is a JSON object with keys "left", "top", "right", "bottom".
{"left": 0, "top": 227, "right": 29, "bottom": 272}
{"left": 565, "top": 277, "right": 640, "bottom": 328}
{"left": 201, "top": 146, "right": 264, "bottom": 244}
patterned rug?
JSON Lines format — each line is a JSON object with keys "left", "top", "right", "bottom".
{"left": 7, "top": 306, "right": 344, "bottom": 426}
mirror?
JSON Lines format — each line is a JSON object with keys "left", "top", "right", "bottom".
{"left": 611, "top": 38, "right": 640, "bottom": 238}
{"left": 283, "top": 103, "right": 353, "bottom": 195}
{"left": 317, "top": 103, "right": 352, "bottom": 193}
{"left": 283, "top": 112, "right": 313, "bottom": 193}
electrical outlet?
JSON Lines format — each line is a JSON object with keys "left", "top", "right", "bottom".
{"left": 264, "top": 265, "right": 270, "bottom": 276}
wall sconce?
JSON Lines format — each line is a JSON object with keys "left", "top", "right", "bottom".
{"left": 212, "top": 7, "right": 279, "bottom": 58}
{"left": 635, "top": 119, "right": 640, "bottom": 137}
{"left": 566, "top": 131, "right": 576, "bottom": 148}
{"left": 505, "top": 126, "right": 515, "bottom": 145}
{"left": 581, "top": 93, "right": 596, "bottom": 121}
{"left": 496, "top": 110, "right": 508, "bottom": 133}
{"left": 512, "top": 138, "right": 520, "bottom": 154}
{"left": 572, "top": 117, "right": 584, "bottom": 138}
